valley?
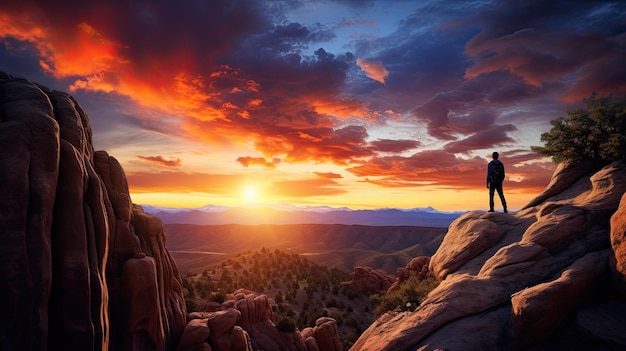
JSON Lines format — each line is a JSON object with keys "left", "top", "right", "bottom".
{"left": 167, "top": 223, "right": 447, "bottom": 347}
{"left": 164, "top": 223, "right": 447, "bottom": 274}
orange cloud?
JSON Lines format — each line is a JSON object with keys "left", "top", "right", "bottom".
{"left": 313, "top": 96, "right": 375, "bottom": 120}
{"left": 1, "top": 5, "right": 385, "bottom": 170}
{"left": 127, "top": 171, "right": 245, "bottom": 194}
{"left": 0, "top": 16, "right": 128, "bottom": 81}
{"left": 137, "top": 155, "right": 181, "bottom": 168}
{"left": 236, "top": 156, "right": 281, "bottom": 169}
{"left": 348, "top": 150, "right": 555, "bottom": 192}
{"left": 464, "top": 28, "right": 626, "bottom": 101}
{"left": 267, "top": 178, "right": 346, "bottom": 198}
{"left": 314, "top": 172, "right": 343, "bottom": 179}
{"left": 356, "top": 58, "right": 389, "bottom": 84}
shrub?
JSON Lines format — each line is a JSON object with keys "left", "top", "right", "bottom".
{"left": 370, "top": 275, "right": 439, "bottom": 316}
{"left": 346, "top": 331, "right": 361, "bottom": 343}
{"left": 531, "top": 93, "right": 626, "bottom": 164}
{"left": 275, "top": 316, "right": 297, "bottom": 333}
{"left": 185, "top": 298, "right": 200, "bottom": 313}
{"left": 211, "top": 291, "right": 227, "bottom": 304}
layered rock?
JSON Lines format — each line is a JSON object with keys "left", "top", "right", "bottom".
{"left": 178, "top": 290, "right": 342, "bottom": 351}
{"left": 0, "top": 72, "right": 186, "bottom": 350}
{"left": 341, "top": 266, "right": 396, "bottom": 295}
{"left": 351, "top": 160, "right": 626, "bottom": 350}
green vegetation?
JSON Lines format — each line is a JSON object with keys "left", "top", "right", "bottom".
{"left": 531, "top": 93, "right": 626, "bottom": 164}
{"left": 182, "top": 247, "right": 375, "bottom": 345}
{"left": 370, "top": 274, "right": 439, "bottom": 316}
{"left": 182, "top": 247, "right": 443, "bottom": 346}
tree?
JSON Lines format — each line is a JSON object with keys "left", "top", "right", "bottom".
{"left": 531, "top": 93, "right": 626, "bottom": 164}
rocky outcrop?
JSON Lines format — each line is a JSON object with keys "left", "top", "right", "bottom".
{"left": 388, "top": 256, "right": 430, "bottom": 292}
{"left": 178, "top": 290, "right": 342, "bottom": 351}
{"left": 0, "top": 72, "right": 186, "bottom": 350}
{"left": 342, "top": 266, "right": 396, "bottom": 295}
{"left": 351, "top": 160, "right": 626, "bottom": 351}
{"left": 611, "top": 193, "right": 626, "bottom": 298}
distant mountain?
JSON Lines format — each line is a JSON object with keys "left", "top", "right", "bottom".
{"left": 141, "top": 204, "right": 465, "bottom": 227}
{"left": 164, "top": 223, "right": 448, "bottom": 274}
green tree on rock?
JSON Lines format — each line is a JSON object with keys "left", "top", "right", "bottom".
{"left": 531, "top": 93, "right": 626, "bottom": 164}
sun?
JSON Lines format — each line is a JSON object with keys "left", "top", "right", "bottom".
{"left": 243, "top": 186, "right": 259, "bottom": 202}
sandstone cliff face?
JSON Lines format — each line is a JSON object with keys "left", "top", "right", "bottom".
{"left": 0, "top": 72, "right": 186, "bottom": 350}
{"left": 351, "top": 160, "right": 626, "bottom": 351}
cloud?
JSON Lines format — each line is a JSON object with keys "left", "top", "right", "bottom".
{"left": 464, "top": 28, "right": 626, "bottom": 102}
{"left": 267, "top": 178, "right": 347, "bottom": 197}
{"left": 137, "top": 155, "right": 181, "bottom": 167}
{"left": 0, "top": 0, "right": 621, "bottom": 190}
{"left": 127, "top": 171, "right": 246, "bottom": 194}
{"left": 443, "top": 124, "right": 517, "bottom": 154}
{"left": 462, "top": 1, "right": 626, "bottom": 101}
{"left": 369, "top": 139, "right": 420, "bottom": 153}
{"left": 236, "top": 156, "right": 281, "bottom": 169}
{"left": 235, "top": 124, "right": 373, "bottom": 166}
{"left": 356, "top": 58, "right": 389, "bottom": 84}
{"left": 399, "top": 0, "right": 626, "bottom": 147}
{"left": 0, "top": 0, "right": 394, "bottom": 168}
{"left": 410, "top": 79, "right": 499, "bottom": 140}
{"left": 314, "top": 172, "right": 343, "bottom": 179}
{"left": 347, "top": 149, "right": 554, "bottom": 192}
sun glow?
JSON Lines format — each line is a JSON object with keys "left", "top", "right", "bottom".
{"left": 243, "top": 186, "right": 259, "bottom": 202}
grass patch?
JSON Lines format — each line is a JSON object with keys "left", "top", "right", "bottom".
{"left": 370, "top": 274, "right": 439, "bottom": 316}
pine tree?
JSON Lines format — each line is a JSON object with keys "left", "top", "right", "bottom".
{"left": 532, "top": 93, "right": 626, "bottom": 163}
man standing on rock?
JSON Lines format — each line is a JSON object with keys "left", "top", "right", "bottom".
{"left": 487, "top": 152, "right": 507, "bottom": 213}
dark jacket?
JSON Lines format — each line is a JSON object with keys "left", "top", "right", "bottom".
{"left": 487, "top": 159, "right": 505, "bottom": 185}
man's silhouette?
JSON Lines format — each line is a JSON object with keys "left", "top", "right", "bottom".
{"left": 487, "top": 152, "right": 507, "bottom": 213}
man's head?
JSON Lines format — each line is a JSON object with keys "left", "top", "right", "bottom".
{"left": 492, "top": 152, "right": 499, "bottom": 160}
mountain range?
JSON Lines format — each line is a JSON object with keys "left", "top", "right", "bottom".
{"left": 142, "top": 203, "right": 465, "bottom": 227}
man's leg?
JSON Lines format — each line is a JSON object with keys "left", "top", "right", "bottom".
{"left": 489, "top": 184, "right": 495, "bottom": 211}
{"left": 496, "top": 184, "right": 507, "bottom": 213}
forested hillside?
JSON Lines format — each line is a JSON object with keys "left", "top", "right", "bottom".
{"left": 183, "top": 248, "right": 377, "bottom": 344}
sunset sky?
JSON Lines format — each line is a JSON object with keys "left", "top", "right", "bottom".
{"left": 2, "top": 0, "right": 625, "bottom": 211}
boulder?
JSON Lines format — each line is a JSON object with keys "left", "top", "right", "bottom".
{"left": 177, "top": 318, "right": 210, "bottom": 351}
{"left": 342, "top": 266, "right": 396, "bottom": 295}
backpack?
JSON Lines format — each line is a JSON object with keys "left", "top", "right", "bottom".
{"left": 490, "top": 161, "right": 505, "bottom": 183}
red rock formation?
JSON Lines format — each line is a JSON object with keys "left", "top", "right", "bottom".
{"left": 342, "top": 266, "right": 396, "bottom": 295}
{"left": 351, "top": 160, "right": 626, "bottom": 351}
{"left": 611, "top": 193, "right": 626, "bottom": 298}
{"left": 0, "top": 72, "right": 186, "bottom": 350}
{"left": 178, "top": 290, "right": 342, "bottom": 351}
{"left": 301, "top": 317, "right": 343, "bottom": 351}
{"left": 388, "top": 256, "right": 430, "bottom": 292}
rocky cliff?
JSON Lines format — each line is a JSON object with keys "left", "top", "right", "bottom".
{"left": 0, "top": 72, "right": 186, "bottom": 350}
{"left": 351, "top": 160, "right": 626, "bottom": 350}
